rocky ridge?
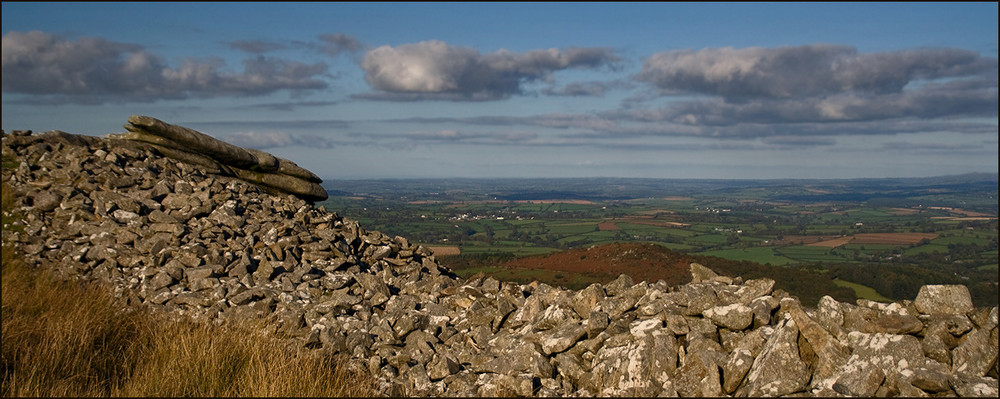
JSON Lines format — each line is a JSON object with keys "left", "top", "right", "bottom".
{"left": 2, "top": 123, "right": 997, "bottom": 397}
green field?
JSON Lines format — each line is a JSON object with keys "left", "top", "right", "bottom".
{"left": 777, "top": 246, "right": 848, "bottom": 262}
{"left": 903, "top": 244, "right": 949, "bottom": 256}
{"left": 319, "top": 176, "right": 998, "bottom": 306}
{"left": 833, "top": 278, "right": 892, "bottom": 302}
{"left": 697, "top": 248, "right": 798, "bottom": 266}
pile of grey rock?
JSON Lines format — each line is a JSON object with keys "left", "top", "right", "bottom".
{"left": 2, "top": 124, "right": 996, "bottom": 397}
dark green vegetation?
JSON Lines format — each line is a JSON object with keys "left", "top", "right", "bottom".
{"left": 320, "top": 175, "right": 998, "bottom": 307}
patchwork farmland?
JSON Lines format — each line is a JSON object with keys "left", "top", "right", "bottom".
{"left": 320, "top": 176, "right": 998, "bottom": 306}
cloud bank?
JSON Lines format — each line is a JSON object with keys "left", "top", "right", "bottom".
{"left": 637, "top": 44, "right": 995, "bottom": 99}
{"left": 358, "top": 40, "right": 621, "bottom": 101}
{"left": 631, "top": 44, "right": 997, "bottom": 126}
{"left": 1, "top": 31, "right": 330, "bottom": 103}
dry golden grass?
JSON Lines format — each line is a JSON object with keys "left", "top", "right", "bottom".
{"left": 2, "top": 242, "right": 377, "bottom": 397}
{"left": 1, "top": 155, "right": 378, "bottom": 397}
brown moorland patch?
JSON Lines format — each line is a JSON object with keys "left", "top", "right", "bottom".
{"left": 498, "top": 242, "right": 694, "bottom": 287}
{"left": 597, "top": 222, "right": 620, "bottom": 231}
{"left": 807, "top": 236, "right": 854, "bottom": 248}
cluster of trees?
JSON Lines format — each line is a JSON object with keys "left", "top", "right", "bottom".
{"left": 827, "top": 263, "right": 997, "bottom": 307}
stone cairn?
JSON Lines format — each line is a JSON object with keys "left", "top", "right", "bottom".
{"left": 2, "top": 123, "right": 997, "bottom": 397}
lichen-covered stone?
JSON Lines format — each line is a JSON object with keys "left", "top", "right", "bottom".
{"left": 739, "top": 317, "right": 811, "bottom": 397}
{"left": 704, "top": 303, "right": 754, "bottom": 330}
{"left": 915, "top": 285, "right": 975, "bottom": 316}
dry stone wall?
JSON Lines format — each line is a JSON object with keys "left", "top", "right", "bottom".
{"left": 2, "top": 124, "right": 997, "bottom": 397}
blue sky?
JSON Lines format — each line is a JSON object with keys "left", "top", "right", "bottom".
{"left": 2, "top": 2, "right": 997, "bottom": 180}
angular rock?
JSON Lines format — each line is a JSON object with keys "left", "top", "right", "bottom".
{"left": 31, "top": 190, "right": 63, "bottom": 212}
{"left": 950, "top": 374, "right": 999, "bottom": 397}
{"left": 952, "top": 326, "right": 999, "bottom": 377}
{"left": 915, "top": 285, "right": 975, "bottom": 316}
{"left": 589, "top": 331, "right": 677, "bottom": 397}
{"left": 673, "top": 349, "right": 724, "bottom": 397}
{"left": 722, "top": 348, "right": 754, "bottom": 394}
{"left": 689, "top": 262, "right": 720, "bottom": 283}
{"left": 739, "top": 317, "right": 811, "bottom": 397}
{"left": 427, "top": 352, "right": 460, "bottom": 381}
{"left": 787, "top": 305, "right": 850, "bottom": 382}
{"left": 540, "top": 321, "right": 587, "bottom": 355}
{"left": 704, "top": 303, "right": 754, "bottom": 330}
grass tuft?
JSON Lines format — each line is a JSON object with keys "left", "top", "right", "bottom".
{"left": 1, "top": 248, "right": 376, "bottom": 397}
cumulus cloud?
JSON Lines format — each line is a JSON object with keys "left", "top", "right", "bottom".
{"left": 359, "top": 40, "right": 620, "bottom": 101}
{"left": 230, "top": 33, "right": 362, "bottom": 58}
{"left": 317, "top": 33, "right": 362, "bottom": 57}
{"left": 637, "top": 44, "right": 996, "bottom": 99}
{"left": 222, "top": 131, "right": 334, "bottom": 149}
{"left": 608, "top": 82, "right": 996, "bottom": 126}
{"left": 541, "top": 80, "right": 633, "bottom": 97}
{"left": 621, "top": 44, "right": 998, "bottom": 136}
{"left": 1, "top": 31, "right": 330, "bottom": 103}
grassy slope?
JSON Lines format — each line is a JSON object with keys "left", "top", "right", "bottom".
{"left": 1, "top": 147, "right": 374, "bottom": 397}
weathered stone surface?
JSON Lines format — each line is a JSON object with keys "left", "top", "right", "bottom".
{"left": 690, "top": 262, "right": 719, "bottom": 283}
{"left": 31, "top": 190, "right": 63, "bottom": 212}
{"left": 722, "top": 347, "right": 754, "bottom": 394}
{"left": 915, "top": 285, "right": 975, "bottom": 316}
{"left": 739, "top": 317, "right": 811, "bottom": 397}
{"left": 833, "top": 366, "right": 886, "bottom": 396}
{"left": 589, "top": 330, "right": 677, "bottom": 396}
{"left": 950, "top": 373, "right": 999, "bottom": 397}
{"left": 539, "top": 321, "right": 587, "bottom": 355}
{"left": 952, "top": 326, "right": 998, "bottom": 377}
{"left": 673, "top": 349, "right": 724, "bottom": 397}
{"left": 704, "top": 303, "right": 754, "bottom": 330}
{"left": 788, "top": 304, "right": 850, "bottom": 384}
{"left": 116, "top": 115, "right": 326, "bottom": 201}
{"left": 907, "top": 363, "right": 953, "bottom": 393}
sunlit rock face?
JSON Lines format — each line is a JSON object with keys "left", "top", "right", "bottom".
{"left": 3, "top": 122, "right": 998, "bottom": 397}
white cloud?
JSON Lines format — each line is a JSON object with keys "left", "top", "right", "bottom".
{"left": 359, "top": 40, "right": 620, "bottom": 101}
{"left": 637, "top": 44, "right": 997, "bottom": 99}
{"left": 1, "top": 31, "right": 330, "bottom": 103}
